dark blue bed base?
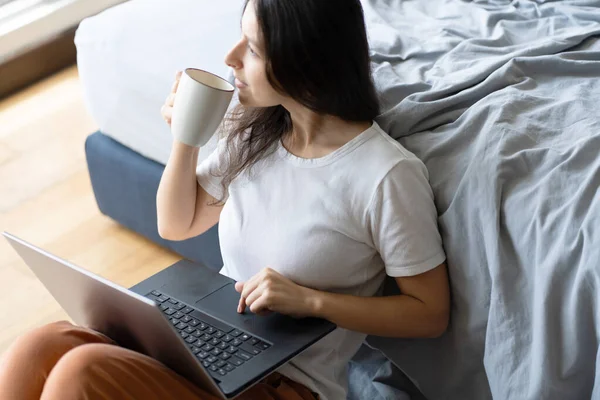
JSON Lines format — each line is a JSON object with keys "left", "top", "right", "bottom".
{"left": 85, "top": 131, "right": 223, "bottom": 271}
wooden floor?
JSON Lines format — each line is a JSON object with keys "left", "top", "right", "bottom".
{"left": 0, "top": 65, "right": 180, "bottom": 356}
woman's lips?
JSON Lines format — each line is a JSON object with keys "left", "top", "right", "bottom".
{"left": 235, "top": 78, "right": 248, "bottom": 89}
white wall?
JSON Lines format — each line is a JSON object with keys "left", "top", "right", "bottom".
{"left": 0, "top": 0, "right": 126, "bottom": 62}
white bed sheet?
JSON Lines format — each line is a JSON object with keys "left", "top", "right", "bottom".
{"left": 75, "top": 0, "right": 244, "bottom": 164}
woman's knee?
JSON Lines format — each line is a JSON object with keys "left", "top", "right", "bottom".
{"left": 41, "top": 343, "right": 117, "bottom": 399}
{"left": 7, "top": 321, "right": 75, "bottom": 359}
{"left": 50, "top": 343, "right": 112, "bottom": 376}
{"left": 42, "top": 343, "right": 214, "bottom": 400}
{"left": 19, "top": 320, "right": 73, "bottom": 341}
{"left": 5, "top": 320, "right": 113, "bottom": 367}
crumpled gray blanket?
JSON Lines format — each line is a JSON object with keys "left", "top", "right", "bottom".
{"left": 351, "top": 1, "right": 600, "bottom": 399}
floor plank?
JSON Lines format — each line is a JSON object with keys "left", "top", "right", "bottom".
{"left": 0, "top": 65, "right": 179, "bottom": 355}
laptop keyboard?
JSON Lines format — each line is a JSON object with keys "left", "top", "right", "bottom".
{"left": 145, "top": 290, "right": 271, "bottom": 380}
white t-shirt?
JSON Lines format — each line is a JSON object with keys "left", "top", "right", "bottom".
{"left": 196, "top": 121, "right": 446, "bottom": 400}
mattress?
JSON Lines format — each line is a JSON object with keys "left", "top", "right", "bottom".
{"left": 75, "top": 0, "right": 243, "bottom": 165}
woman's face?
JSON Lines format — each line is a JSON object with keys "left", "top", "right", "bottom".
{"left": 224, "top": 1, "right": 283, "bottom": 107}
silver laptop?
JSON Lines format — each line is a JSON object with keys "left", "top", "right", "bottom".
{"left": 3, "top": 232, "right": 336, "bottom": 399}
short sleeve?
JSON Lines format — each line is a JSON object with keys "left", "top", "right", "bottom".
{"left": 196, "top": 137, "right": 229, "bottom": 201}
{"left": 366, "top": 158, "right": 446, "bottom": 277}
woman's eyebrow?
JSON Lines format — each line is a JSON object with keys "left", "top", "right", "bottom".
{"left": 242, "top": 32, "right": 260, "bottom": 49}
{"left": 240, "top": 20, "right": 261, "bottom": 48}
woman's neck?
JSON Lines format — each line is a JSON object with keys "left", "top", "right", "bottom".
{"left": 282, "top": 102, "right": 372, "bottom": 158}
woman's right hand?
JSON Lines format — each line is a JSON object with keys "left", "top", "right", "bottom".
{"left": 161, "top": 71, "right": 183, "bottom": 127}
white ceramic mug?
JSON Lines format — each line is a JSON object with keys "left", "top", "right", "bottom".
{"left": 171, "top": 68, "right": 235, "bottom": 147}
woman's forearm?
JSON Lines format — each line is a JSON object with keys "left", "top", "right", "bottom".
{"left": 308, "top": 290, "right": 449, "bottom": 338}
{"left": 156, "top": 141, "right": 201, "bottom": 239}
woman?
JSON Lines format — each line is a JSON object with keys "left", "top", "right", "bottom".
{"left": 0, "top": 1, "right": 449, "bottom": 399}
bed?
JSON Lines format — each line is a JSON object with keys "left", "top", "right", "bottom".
{"left": 76, "top": 0, "right": 600, "bottom": 399}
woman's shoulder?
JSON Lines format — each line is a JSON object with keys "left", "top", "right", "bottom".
{"left": 348, "top": 121, "right": 425, "bottom": 180}
{"left": 366, "top": 121, "right": 420, "bottom": 162}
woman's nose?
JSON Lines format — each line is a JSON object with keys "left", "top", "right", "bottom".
{"left": 225, "top": 43, "right": 243, "bottom": 69}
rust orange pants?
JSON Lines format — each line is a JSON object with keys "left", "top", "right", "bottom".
{"left": 0, "top": 321, "right": 318, "bottom": 400}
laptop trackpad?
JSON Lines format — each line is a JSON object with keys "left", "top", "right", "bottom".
{"left": 154, "top": 260, "right": 232, "bottom": 305}
{"left": 195, "top": 283, "right": 300, "bottom": 337}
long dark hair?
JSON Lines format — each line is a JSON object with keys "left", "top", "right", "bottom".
{"left": 217, "top": 0, "right": 380, "bottom": 201}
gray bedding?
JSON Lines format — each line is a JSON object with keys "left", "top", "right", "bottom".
{"left": 358, "top": 0, "right": 600, "bottom": 399}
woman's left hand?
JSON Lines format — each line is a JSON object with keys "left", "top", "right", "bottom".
{"left": 234, "top": 268, "right": 317, "bottom": 319}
